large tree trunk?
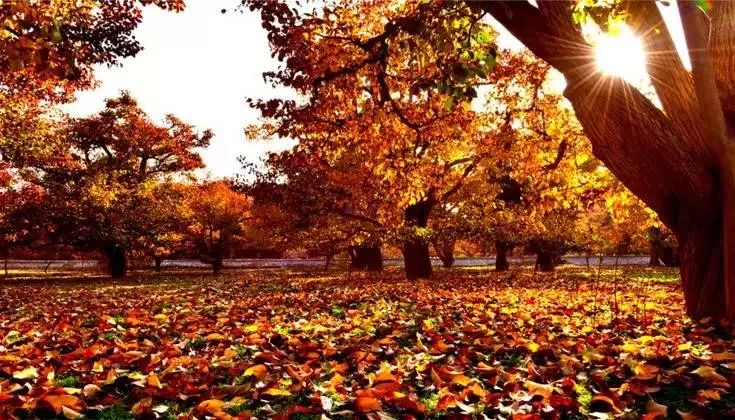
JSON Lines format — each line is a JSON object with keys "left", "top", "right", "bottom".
{"left": 103, "top": 244, "right": 127, "bottom": 278}
{"left": 403, "top": 239, "right": 432, "bottom": 280}
{"left": 495, "top": 241, "right": 510, "bottom": 272}
{"left": 403, "top": 199, "right": 434, "bottom": 280}
{"left": 433, "top": 238, "right": 455, "bottom": 268}
{"left": 536, "top": 251, "right": 555, "bottom": 272}
{"left": 212, "top": 257, "right": 223, "bottom": 274}
{"left": 154, "top": 256, "right": 162, "bottom": 272}
{"left": 477, "top": 1, "right": 735, "bottom": 319}
{"left": 349, "top": 245, "right": 383, "bottom": 271}
{"left": 648, "top": 242, "right": 661, "bottom": 266}
{"left": 679, "top": 217, "right": 727, "bottom": 319}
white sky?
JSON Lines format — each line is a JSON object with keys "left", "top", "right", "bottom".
{"left": 63, "top": 0, "right": 294, "bottom": 179}
{"left": 63, "top": 0, "right": 690, "bottom": 180}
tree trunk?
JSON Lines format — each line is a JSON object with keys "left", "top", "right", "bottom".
{"left": 154, "top": 257, "right": 162, "bottom": 272}
{"left": 104, "top": 244, "right": 127, "bottom": 278}
{"left": 212, "top": 257, "right": 223, "bottom": 274}
{"left": 678, "top": 217, "right": 727, "bottom": 319}
{"left": 495, "top": 241, "right": 510, "bottom": 272}
{"left": 648, "top": 240, "right": 661, "bottom": 266}
{"left": 433, "top": 239, "right": 455, "bottom": 268}
{"left": 403, "top": 239, "right": 432, "bottom": 280}
{"left": 536, "top": 251, "right": 555, "bottom": 272}
{"left": 349, "top": 246, "right": 383, "bottom": 271}
{"left": 477, "top": 0, "right": 735, "bottom": 319}
{"left": 403, "top": 199, "right": 434, "bottom": 280}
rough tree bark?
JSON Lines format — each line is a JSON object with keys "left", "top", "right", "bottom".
{"left": 495, "top": 241, "right": 510, "bottom": 272}
{"left": 433, "top": 238, "right": 455, "bottom": 268}
{"left": 103, "top": 244, "right": 127, "bottom": 278}
{"left": 536, "top": 251, "right": 555, "bottom": 272}
{"left": 212, "top": 257, "right": 223, "bottom": 274}
{"left": 349, "top": 245, "right": 383, "bottom": 271}
{"left": 403, "top": 199, "right": 434, "bottom": 280}
{"left": 648, "top": 242, "right": 661, "bottom": 266}
{"left": 477, "top": 0, "right": 735, "bottom": 319}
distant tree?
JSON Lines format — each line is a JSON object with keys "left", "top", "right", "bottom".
{"left": 0, "top": 1, "right": 187, "bottom": 174}
{"left": 0, "top": 169, "right": 46, "bottom": 275}
{"left": 247, "top": 0, "right": 497, "bottom": 279}
{"left": 186, "top": 181, "right": 250, "bottom": 274}
{"left": 31, "top": 93, "right": 211, "bottom": 277}
{"left": 134, "top": 182, "right": 192, "bottom": 272}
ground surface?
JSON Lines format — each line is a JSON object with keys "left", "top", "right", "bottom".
{"left": 0, "top": 266, "right": 733, "bottom": 419}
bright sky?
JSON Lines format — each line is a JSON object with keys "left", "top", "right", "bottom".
{"left": 63, "top": 0, "right": 690, "bottom": 179}
{"left": 63, "top": 0, "right": 294, "bottom": 179}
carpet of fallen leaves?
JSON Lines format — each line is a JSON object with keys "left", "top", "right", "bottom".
{"left": 1, "top": 266, "right": 735, "bottom": 419}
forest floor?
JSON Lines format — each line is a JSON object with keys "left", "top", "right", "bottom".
{"left": 0, "top": 266, "right": 733, "bottom": 419}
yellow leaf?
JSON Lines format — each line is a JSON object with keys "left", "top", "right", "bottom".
{"left": 205, "top": 333, "right": 226, "bottom": 342}
{"left": 243, "top": 324, "right": 259, "bottom": 333}
{"left": 451, "top": 374, "right": 473, "bottom": 387}
{"left": 243, "top": 364, "right": 267, "bottom": 380}
{"left": 197, "top": 399, "right": 225, "bottom": 414}
{"left": 262, "top": 387, "right": 292, "bottom": 397}
{"left": 621, "top": 343, "right": 640, "bottom": 353}
{"left": 691, "top": 366, "right": 727, "bottom": 382}
{"left": 527, "top": 342, "right": 540, "bottom": 353}
{"left": 634, "top": 363, "right": 660, "bottom": 380}
{"left": 678, "top": 342, "right": 692, "bottom": 352}
{"left": 13, "top": 366, "right": 38, "bottom": 380}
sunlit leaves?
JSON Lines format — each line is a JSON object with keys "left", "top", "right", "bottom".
{"left": 4, "top": 267, "right": 735, "bottom": 418}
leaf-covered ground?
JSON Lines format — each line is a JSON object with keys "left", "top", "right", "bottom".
{"left": 1, "top": 267, "right": 734, "bottom": 419}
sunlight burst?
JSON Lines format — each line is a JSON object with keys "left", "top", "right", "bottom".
{"left": 594, "top": 27, "right": 648, "bottom": 83}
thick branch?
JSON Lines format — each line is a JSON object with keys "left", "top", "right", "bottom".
{"left": 709, "top": 1, "right": 735, "bottom": 120}
{"left": 478, "top": 0, "right": 718, "bottom": 229}
{"left": 542, "top": 139, "right": 567, "bottom": 171}
{"left": 626, "top": 1, "right": 710, "bottom": 160}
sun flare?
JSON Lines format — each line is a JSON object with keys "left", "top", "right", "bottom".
{"left": 594, "top": 26, "right": 648, "bottom": 83}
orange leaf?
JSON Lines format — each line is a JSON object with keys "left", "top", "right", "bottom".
{"left": 354, "top": 396, "right": 381, "bottom": 412}
{"left": 243, "top": 364, "right": 267, "bottom": 380}
{"left": 197, "top": 399, "right": 226, "bottom": 414}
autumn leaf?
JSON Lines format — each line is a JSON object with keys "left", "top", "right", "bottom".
{"left": 354, "top": 396, "right": 382, "bottom": 412}
{"left": 691, "top": 366, "right": 727, "bottom": 382}
{"left": 197, "top": 399, "right": 226, "bottom": 414}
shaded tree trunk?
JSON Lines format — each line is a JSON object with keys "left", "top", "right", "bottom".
{"left": 349, "top": 246, "right": 383, "bottom": 271}
{"left": 154, "top": 257, "right": 162, "bottom": 272}
{"left": 433, "top": 238, "right": 455, "bottom": 268}
{"left": 212, "top": 257, "right": 223, "bottom": 274}
{"left": 403, "top": 199, "right": 434, "bottom": 280}
{"left": 103, "top": 244, "right": 127, "bottom": 278}
{"left": 536, "top": 251, "right": 555, "bottom": 272}
{"left": 495, "top": 241, "right": 510, "bottom": 272}
{"left": 478, "top": 0, "right": 735, "bottom": 319}
{"left": 648, "top": 241, "right": 661, "bottom": 266}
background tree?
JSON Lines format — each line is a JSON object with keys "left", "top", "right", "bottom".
{"left": 28, "top": 93, "right": 210, "bottom": 277}
{"left": 186, "top": 181, "right": 250, "bottom": 274}
{"left": 247, "top": 0, "right": 498, "bottom": 279}
{"left": 134, "top": 181, "right": 192, "bottom": 272}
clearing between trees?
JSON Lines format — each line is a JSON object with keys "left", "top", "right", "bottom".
{"left": 1, "top": 267, "right": 733, "bottom": 419}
